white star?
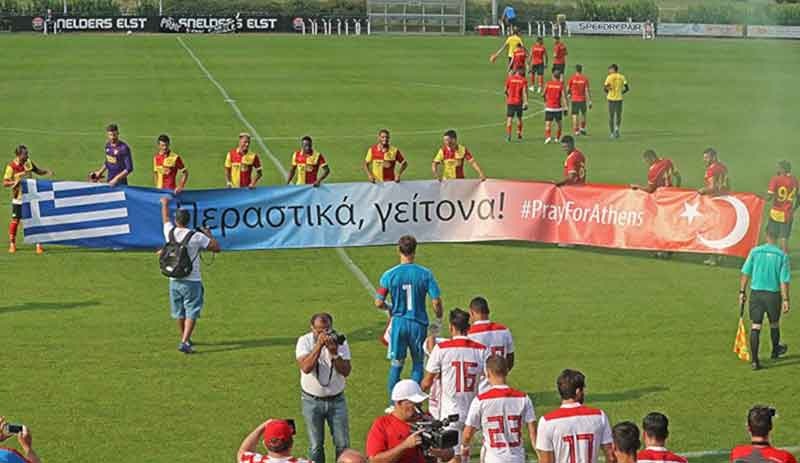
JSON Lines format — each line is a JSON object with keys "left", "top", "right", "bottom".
{"left": 681, "top": 201, "right": 702, "bottom": 225}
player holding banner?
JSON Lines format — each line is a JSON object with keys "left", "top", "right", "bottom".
{"left": 3, "top": 145, "right": 52, "bottom": 254}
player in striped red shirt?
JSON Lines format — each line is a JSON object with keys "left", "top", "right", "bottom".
{"left": 225, "top": 133, "right": 263, "bottom": 189}
{"left": 631, "top": 150, "right": 681, "bottom": 193}
{"left": 364, "top": 129, "right": 407, "bottom": 183}
{"left": 3, "top": 145, "right": 52, "bottom": 254}
{"left": 467, "top": 297, "right": 515, "bottom": 371}
{"left": 505, "top": 69, "right": 529, "bottom": 142}
{"left": 766, "top": 160, "right": 799, "bottom": 253}
{"left": 638, "top": 413, "right": 687, "bottom": 463}
{"left": 462, "top": 356, "right": 536, "bottom": 463}
{"left": 152, "top": 134, "right": 188, "bottom": 193}
{"left": 421, "top": 309, "right": 489, "bottom": 434}
{"left": 535, "top": 369, "right": 614, "bottom": 463}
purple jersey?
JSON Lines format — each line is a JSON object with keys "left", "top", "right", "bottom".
{"left": 104, "top": 140, "right": 134, "bottom": 184}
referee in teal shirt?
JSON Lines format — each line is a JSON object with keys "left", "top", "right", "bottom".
{"left": 739, "top": 229, "right": 791, "bottom": 370}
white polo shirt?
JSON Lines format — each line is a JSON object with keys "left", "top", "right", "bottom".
{"left": 295, "top": 332, "right": 351, "bottom": 397}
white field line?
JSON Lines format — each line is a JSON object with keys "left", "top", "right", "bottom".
{"left": 176, "top": 36, "right": 377, "bottom": 297}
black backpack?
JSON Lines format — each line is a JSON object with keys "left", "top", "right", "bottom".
{"left": 159, "top": 227, "right": 197, "bottom": 278}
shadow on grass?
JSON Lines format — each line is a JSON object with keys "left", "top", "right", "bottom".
{"left": 0, "top": 300, "right": 100, "bottom": 315}
{"left": 759, "top": 354, "right": 800, "bottom": 370}
{"left": 528, "top": 385, "right": 669, "bottom": 408}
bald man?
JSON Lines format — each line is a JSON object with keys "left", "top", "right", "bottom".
{"left": 337, "top": 449, "right": 367, "bottom": 463}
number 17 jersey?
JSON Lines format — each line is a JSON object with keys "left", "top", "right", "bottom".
{"left": 536, "top": 403, "right": 612, "bottom": 463}
{"left": 377, "top": 263, "right": 441, "bottom": 326}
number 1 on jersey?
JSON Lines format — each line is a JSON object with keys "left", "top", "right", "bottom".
{"left": 402, "top": 284, "right": 413, "bottom": 312}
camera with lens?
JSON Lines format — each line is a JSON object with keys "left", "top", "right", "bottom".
{"left": 326, "top": 330, "right": 346, "bottom": 345}
{"left": 410, "top": 413, "right": 460, "bottom": 450}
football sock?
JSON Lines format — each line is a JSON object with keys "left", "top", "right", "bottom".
{"left": 581, "top": 121, "right": 586, "bottom": 129}
{"left": 410, "top": 361, "right": 424, "bottom": 384}
{"left": 750, "top": 329, "right": 761, "bottom": 363}
{"left": 506, "top": 124, "right": 512, "bottom": 136}
{"left": 9, "top": 219, "right": 19, "bottom": 243}
{"left": 517, "top": 121, "right": 523, "bottom": 135}
{"left": 545, "top": 128, "right": 551, "bottom": 139}
{"left": 556, "top": 128, "right": 562, "bottom": 140}
{"left": 538, "top": 76, "right": 544, "bottom": 88}
{"left": 771, "top": 327, "right": 781, "bottom": 350}
{"left": 387, "top": 362, "right": 403, "bottom": 400}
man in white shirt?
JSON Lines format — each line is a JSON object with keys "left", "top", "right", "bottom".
{"left": 462, "top": 355, "right": 537, "bottom": 463}
{"left": 296, "top": 313, "right": 352, "bottom": 463}
{"left": 159, "top": 196, "right": 220, "bottom": 354}
{"left": 536, "top": 369, "right": 614, "bottom": 463}
{"left": 467, "top": 297, "right": 515, "bottom": 369}
{"left": 421, "top": 308, "right": 488, "bottom": 454}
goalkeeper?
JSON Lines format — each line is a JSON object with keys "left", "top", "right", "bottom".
{"left": 374, "top": 235, "right": 444, "bottom": 405}
{"left": 490, "top": 26, "right": 523, "bottom": 65}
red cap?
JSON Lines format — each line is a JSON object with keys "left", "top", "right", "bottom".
{"left": 263, "top": 420, "right": 294, "bottom": 447}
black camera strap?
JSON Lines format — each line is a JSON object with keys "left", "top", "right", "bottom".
{"left": 314, "top": 351, "right": 335, "bottom": 387}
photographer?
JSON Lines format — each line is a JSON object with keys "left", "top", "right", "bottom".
{"left": 366, "top": 380, "right": 454, "bottom": 463}
{"left": 730, "top": 406, "right": 796, "bottom": 463}
{"left": 0, "top": 417, "right": 42, "bottom": 463}
{"left": 160, "top": 196, "right": 221, "bottom": 354}
{"left": 237, "top": 419, "right": 308, "bottom": 463}
{"left": 296, "top": 313, "right": 352, "bottom": 463}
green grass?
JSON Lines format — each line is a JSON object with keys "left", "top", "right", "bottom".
{"left": 1, "top": 34, "right": 799, "bottom": 463}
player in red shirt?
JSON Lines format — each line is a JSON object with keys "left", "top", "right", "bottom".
{"left": 508, "top": 43, "right": 527, "bottom": 74}
{"left": 552, "top": 36, "right": 568, "bottom": 77}
{"left": 637, "top": 413, "right": 687, "bottom": 463}
{"left": 766, "top": 160, "right": 799, "bottom": 253}
{"left": 3, "top": 144, "right": 52, "bottom": 254}
{"left": 505, "top": 69, "right": 529, "bottom": 142}
{"left": 730, "top": 406, "right": 796, "bottom": 463}
{"left": 236, "top": 419, "right": 310, "bottom": 463}
{"left": 152, "top": 134, "right": 188, "bottom": 193}
{"left": 543, "top": 70, "right": 567, "bottom": 144}
{"left": 567, "top": 65, "right": 592, "bottom": 136}
{"left": 555, "top": 136, "right": 586, "bottom": 186}
{"left": 529, "top": 36, "right": 548, "bottom": 93}
{"left": 631, "top": 150, "right": 681, "bottom": 193}
{"left": 698, "top": 147, "right": 729, "bottom": 266}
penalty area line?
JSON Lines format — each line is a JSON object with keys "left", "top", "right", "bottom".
{"left": 176, "top": 36, "right": 377, "bottom": 298}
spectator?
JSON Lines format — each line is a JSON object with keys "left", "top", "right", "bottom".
{"left": 467, "top": 296, "right": 515, "bottom": 371}
{"left": 160, "top": 196, "right": 220, "bottom": 354}
{"left": 731, "top": 406, "right": 797, "bottom": 463}
{"left": 296, "top": 313, "right": 352, "bottom": 463}
{"left": 535, "top": 369, "right": 614, "bottom": 463}
{"left": 638, "top": 412, "right": 687, "bottom": 463}
{"left": 500, "top": 4, "right": 517, "bottom": 31}
{"left": 0, "top": 417, "right": 42, "bottom": 463}
{"left": 91, "top": 123, "right": 133, "bottom": 187}
{"left": 337, "top": 449, "right": 367, "bottom": 463}
{"left": 237, "top": 419, "right": 309, "bottom": 463}
{"left": 612, "top": 421, "right": 641, "bottom": 463}
{"left": 366, "top": 379, "right": 454, "bottom": 463}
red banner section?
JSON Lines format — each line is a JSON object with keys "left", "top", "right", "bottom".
{"left": 480, "top": 182, "right": 764, "bottom": 258}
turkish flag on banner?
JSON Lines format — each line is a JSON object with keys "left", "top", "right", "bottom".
{"left": 479, "top": 182, "right": 764, "bottom": 258}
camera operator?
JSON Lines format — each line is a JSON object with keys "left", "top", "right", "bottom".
{"left": 730, "top": 406, "right": 796, "bottom": 463}
{"left": 0, "top": 417, "right": 42, "bottom": 463}
{"left": 237, "top": 419, "right": 308, "bottom": 463}
{"left": 296, "top": 313, "right": 352, "bottom": 463}
{"left": 366, "top": 380, "right": 454, "bottom": 463}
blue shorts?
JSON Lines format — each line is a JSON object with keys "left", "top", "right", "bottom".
{"left": 388, "top": 317, "right": 426, "bottom": 363}
{"left": 169, "top": 280, "right": 204, "bottom": 320}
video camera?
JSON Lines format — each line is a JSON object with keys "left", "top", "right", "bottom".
{"left": 410, "top": 413, "right": 460, "bottom": 450}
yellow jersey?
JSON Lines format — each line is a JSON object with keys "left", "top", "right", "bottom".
{"left": 4, "top": 158, "right": 34, "bottom": 203}
{"left": 604, "top": 72, "right": 627, "bottom": 101}
{"left": 504, "top": 34, "right": 524, "bottom": 57}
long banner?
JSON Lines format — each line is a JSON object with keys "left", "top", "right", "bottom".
{"left": 21, "top": 179, "right": 764, "bottom": 257}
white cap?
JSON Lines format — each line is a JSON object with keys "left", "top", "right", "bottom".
{"left": 391, "top": 379, "right": 428, "bottom": 403}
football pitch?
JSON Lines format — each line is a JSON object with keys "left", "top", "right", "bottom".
{"left": 1, "top": 33, "right": 800, "bottom": 463}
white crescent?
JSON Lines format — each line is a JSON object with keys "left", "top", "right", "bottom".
{"left": 697, "top": 196, "right": 750, "bottom": 250}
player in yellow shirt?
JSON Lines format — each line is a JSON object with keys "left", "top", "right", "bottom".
{"left": 603, "top": 63, "right": 629, "bottom": 139}
{"left": 287, "top": 136, "right": 330, "bottom": 187}
{"left": 490, "top": 27, "right": 524, "bottom": 65}
{"left": 3, "top": 145, "right": 53, "bottom": 254}
{"left": 363, "top": 129, "right": 408, "bottom": 183}
{"left": 432, "top": 130, "right": 486, "bottom": 181}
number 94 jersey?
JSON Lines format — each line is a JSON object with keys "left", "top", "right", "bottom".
{"left": 536, "top": 404, "right": 612, "bottom": 463}
{"left": 465, "top": 385, "right": 537, "bottom": 463}
{"left": 425, "top": 336, "right": 488, "bottom": 421}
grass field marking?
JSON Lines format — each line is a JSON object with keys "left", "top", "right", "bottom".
{"left": 176, "top": 35, "right": 379, "bottom": 300}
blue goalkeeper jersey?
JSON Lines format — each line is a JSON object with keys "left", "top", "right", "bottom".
{"left": 377, "top": 263, "right": 441, "bottom": 325}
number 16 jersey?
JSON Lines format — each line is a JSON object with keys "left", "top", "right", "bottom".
{"left": 425, "top": 336, "right": 488, "bottom": 421}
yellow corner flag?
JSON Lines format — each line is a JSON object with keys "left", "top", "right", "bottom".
{"left": 734, "top": 302, "right": 751, "bottom": 362}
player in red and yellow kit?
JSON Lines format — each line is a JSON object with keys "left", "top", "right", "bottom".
{"left": 529, "top": 36, "right": 548, "bottom": 93}
{"left": 567, "top": 64, "right": 592, "bottom": 136}
{"left": 631, "top": 150, "right": 681, "bottom": 193}
{"left": 3, "top": 145, "right": 52, "bottom": 254}
{"left": 508, "top": 43, "right": 527, "bottom": 74}
{"left": 152, "top": 134, "right": 188, "bottom": 193}
{"left": 288, "top": 136, "right": 330, "bottom": 186}
{"left": 698, "top": 148, "right": 729, "bottom": 265}
{"left": 363, "top": 129, "right": 407, "bottom": 183}
{"left": 543, "top": 70, "right": 567, "bottom": 144}
{"left": 766, "top": 160, "right": 799, "bottom": 253}
{"left": 432, "top": 130, "right": 486, "bottom": 181}
{"left": 555, "top": 136, "right": 586, "bottom": 186}
{"left": 225, "top": 133, "right": 263, "bottom": 189}
{"left": 505, "top": 69, "right": 529, "bottom": 142}
{"left": 552, "top": 36, "right": 568, "bottom": 76}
